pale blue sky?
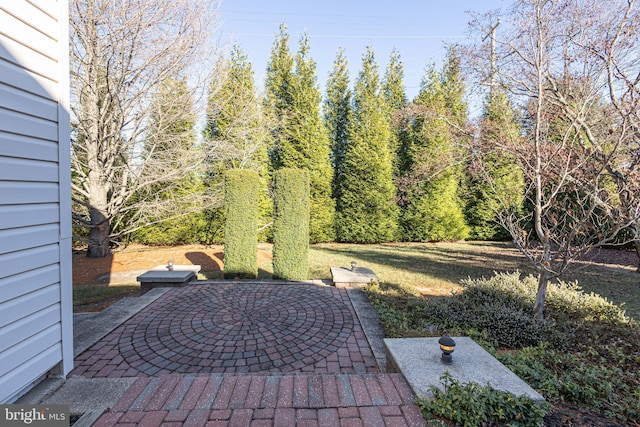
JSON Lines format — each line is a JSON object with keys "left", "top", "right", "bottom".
{"left": 219, "top": 0, "right": 510, "bottom": 109}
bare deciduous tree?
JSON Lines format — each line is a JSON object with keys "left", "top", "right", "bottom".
{"left": 560, "top": 0, "right": 640, "bottom": 271}
{"left": 467, "top": 0, "right": 640, "bottom": 320}
{"left": 70, "top": 0, "right": 221, "bottom": 257}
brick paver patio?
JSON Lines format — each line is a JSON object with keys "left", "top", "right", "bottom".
{"left": 71, "top": 283, "right": 425, "bottom": 426}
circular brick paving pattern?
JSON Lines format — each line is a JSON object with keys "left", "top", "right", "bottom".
{"left": 118, "top": 284, "right": 355, "bottom": 375}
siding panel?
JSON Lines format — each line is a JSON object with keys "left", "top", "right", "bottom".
{"left": 0, "top": 107, "right": 57, "bottom": 141}
{"left": 0, "top": 245, "right": 59, "bottom": 281}
{"left": 0, "top": 0, "right": 71, "bottom": 404}
{"left": 0, "top": 157, "right": 58, "bottom": 182}
{"left": 0, "top": 2, "right": 59, "bottom": 40}
{"left": 0, "top": 304, "right": 59, "bottom": 353}
{"left": 0, "top": 224, "right": 59, "bottom": 255}
{"left": 0, "top": 59, "right": 56, "bottom": 99}
{"left": 0, "top": 323, "right": 61, "bottom": 377}
{"left": 0, "top": 264, "right": 58, "bottom": 303}
{"left": 0, "top": 131, "right": 58, "bottom": 162}
{"left": 25, "top": 1, "right": 59, "bottom": 22}
{"left": 0, "top": 10, "right": 58, "bottom": 57}
{"left": 0, "top": 82, "right": 58, "bottom": 121}
{"left": 0, "top": 35, "right": 58, "bottom": 81}
{"left": 0, "top": 286, "right": 59, "bottom": 329}
{"left": 0, "top": 182, "right": 58, "bottom": 204}
{"left": 0, "top": 204, "right": 59, "bottom": 230}
{"left": 0, "top": 344, "right": 62, "bottom": 403}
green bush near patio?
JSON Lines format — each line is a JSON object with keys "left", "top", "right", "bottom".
{"left": 272, "top": 168, "right": 310, "bottom": 280}
{"left": 418, "top": 372, "right": 550, "bottom": 427}
{"left": 223, "top": 169, "right": 260, "bottom": 278}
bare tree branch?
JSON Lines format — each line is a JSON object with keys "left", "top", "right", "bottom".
{"left": 466, "top": 0, "right": 640, "bottom": 319}
{"left": 70, "top": 0, "right": 221, "bottom": 257}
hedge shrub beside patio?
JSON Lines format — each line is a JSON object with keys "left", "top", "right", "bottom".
{"left": 224, "top": 169, "right": 260, "bottom": 278}
{"left": 273, "top": 168, "right": 310, "bottom": 280}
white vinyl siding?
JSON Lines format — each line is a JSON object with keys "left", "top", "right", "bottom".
{"left": 0, "top": 157, "right": 60, "bottom": 182}
{"left": 0, "top": 245, "right": 61, "bottom": 281}
{"left": 0, "top": 182, "right": 60, "bottom": 204}
{"left": 0, "top": 0, "right": 72, "bottom": 403}
{"left": 0, "top": 304, "right": 61, "bottom": 354}
{"left": 0, "top": 204, "right": 60, "bottom": 230}
{"left": 0, "top": 224, "right": 60, "bottom": 254}
{"left": 0, "top": 59, "right": 58, "bottom": 102}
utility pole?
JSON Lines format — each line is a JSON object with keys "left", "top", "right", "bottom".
{"left": 482, "top": 18, "right": 500, "bottom": 97}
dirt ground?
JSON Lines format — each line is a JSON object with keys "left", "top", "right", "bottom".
{"left": 72, "top": 244, "right": 273, "bottom": 285}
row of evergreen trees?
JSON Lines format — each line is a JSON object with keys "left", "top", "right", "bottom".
{"left": 133, "top": 24, "right": 523, "bottom": 245}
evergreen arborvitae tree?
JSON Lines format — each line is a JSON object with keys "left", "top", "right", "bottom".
{"left": 134, "top": 77, "right": 207, "bottom": 244}
{"left": 265, "top": 27, "right": 335, "bottom": 243}
{"left": 335, "top": 47, "right": 399, "bottom": 243}
{"left": 264, "top": 24, "right": 295, "bottom": 169}
{"left": 465, "top": 89, "right": 524, "bottom": 239}
{"left": 204, "top": 44, "right": 271, "bottom": 241}
{"left": 399, "top": 49, "right": 469, "bottom": 241}
{"left": 383, "top": 48, "right": 407, "bottom": 112}
{"left": 383, "top": 48, "right": 407, "bottom": 179}
{"left": 205, "top": 44, "right": 269, "bottom": 172}
{"left": 324, "top": 48, "right": 352, "bottom": 207}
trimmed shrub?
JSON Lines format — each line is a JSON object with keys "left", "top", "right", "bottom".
{"left": 223, "top": 169, "right": 260, "bottom": 278}
{"left": 367, "top": 273, "right": 549, "bottom": 348}
{"left": 546, "top": 280, "right": 629, "bottom": 323}
{"left": 272, "top": 168, "right": 310, "bottom": 280}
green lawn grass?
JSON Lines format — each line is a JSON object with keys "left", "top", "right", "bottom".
{"left": 87, "top": 241, "right": 640, "bottom": 320}
{"left": 73, "top": 284, "right": 140, "bottom": 307}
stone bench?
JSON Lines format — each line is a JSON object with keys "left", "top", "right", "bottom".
{"left": 330, "top": 265, "right": 379, "bottom": 288}
{"left": 136, "top": 265, "right": 200, "bottom": 294}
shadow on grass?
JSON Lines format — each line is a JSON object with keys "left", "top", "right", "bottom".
{"left": 73, "top": 285, "right": 140, "bottom": 309}
{"left": 185, "top": 251, "right": 223, "bottom": 271}
{"left": 311, "top": 242, "right": 532, "bottom": 285}
{"left": 563, "top": 266, "right": 640, "bottom": 320}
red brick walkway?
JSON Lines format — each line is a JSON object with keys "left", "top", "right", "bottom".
{"left": 93, "top": 373, "right": 425, "bottom": 426}
{"left": 73, "top": 284, "right": 426, "bottom": 426}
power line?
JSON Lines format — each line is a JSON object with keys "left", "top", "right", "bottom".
{"left": 222, "top": 9, "right": 433, "bottom": 22}
{"left": 221, "top": 32, "right": 467, "bottom": 40}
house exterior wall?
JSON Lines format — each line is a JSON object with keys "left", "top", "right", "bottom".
{"left": 0, "top": 0, "right": 73, "bottom": 403}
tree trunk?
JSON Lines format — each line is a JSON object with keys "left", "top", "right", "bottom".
{"left": 87, "top": 206, "right": 111, "bottom": 258}
{"left": 633, "top": 240, "right": 640, "bottom": 273}
{"left": 533, "top": 270, "right": 551, "bottom": 321}
{"left": 87, "top": 208, "right": 111, "bottom": 258}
